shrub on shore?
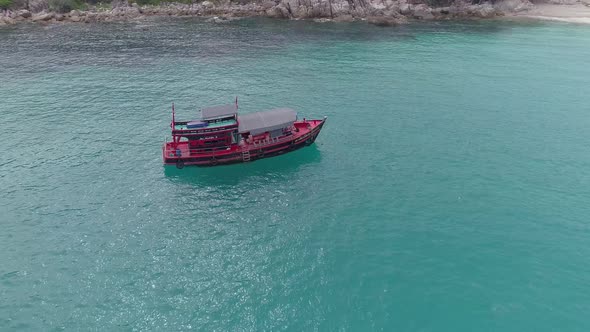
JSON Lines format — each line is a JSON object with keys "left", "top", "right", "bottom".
{"left": 0, "top": 0, "right": 13, "bottom": 10}
{"left": 131, "top": 0, "right": 195, "bottom": 5}
{"left": 134, "top": 0, "right": 160, "bottom": 5}
{"left": 49, "top": 0, "right": 82, "bottom": 12}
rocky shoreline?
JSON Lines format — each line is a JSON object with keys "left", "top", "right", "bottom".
{"left": 0, "top": 0, "right": 585, "bottom": 27}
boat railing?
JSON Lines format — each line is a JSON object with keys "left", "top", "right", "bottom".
{"left": 164, "top": 134, "right": 293, "bottom": 155}
{"left": 187, "top": 146, "right": 232, "bottom": 154}
{"left": 163, "top": 144, "right": 232, "bottom": 157}
{"left": 247, "top": 134, "right": 293, "bottom": 150}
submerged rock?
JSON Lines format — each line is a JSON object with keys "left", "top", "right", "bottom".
{"left": 367, "top": 15, "right": 407, "bottom": 26}
{"left": 333, "top": 14, "right": 354, "bottom": 22}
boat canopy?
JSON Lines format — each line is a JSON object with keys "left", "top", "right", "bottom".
{"left": 201, "top": 104, "right": 237, "bottom": 120}
{"left": 238, "top": 108, "right": 297, "bottom": 135}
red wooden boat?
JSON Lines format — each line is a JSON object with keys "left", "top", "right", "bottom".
{"left": 162, "top": 99, "right": 327, "bottom": 168}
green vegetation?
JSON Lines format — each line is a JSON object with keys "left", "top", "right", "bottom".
{"left": 49, "top": 0, "right": 83, "bottom": 12}
{"left": 0, "top": 0, "right": 13, "bottom": 10}
{"left": 95, "top": 1, "right": 111, "bottom": 10}
{"left": 131, "top": 0, "right": 195, "bottom": 5}
{"left": 134, "top": 0, "right": 160, "bottom": 5}
{"left": 425, "top": 0, "right": 454, "bottom": 6}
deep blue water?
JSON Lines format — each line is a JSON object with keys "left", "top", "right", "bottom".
{"left": 1, "top": 17, "right": 590, "bottom": 331}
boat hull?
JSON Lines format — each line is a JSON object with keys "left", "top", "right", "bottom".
{"left": 163, "top": 118, "right": 326, "bottom": 168}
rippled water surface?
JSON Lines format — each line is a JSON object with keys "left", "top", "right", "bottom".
{"left": 2, "top": 18, "right": 590, "bottom": 330}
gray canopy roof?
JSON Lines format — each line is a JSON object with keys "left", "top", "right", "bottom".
{"left": 238, "top": 108, "right": 297, "bottom": 135}
{"left": 201, "top": 104, "right": 237, "bottom": 120}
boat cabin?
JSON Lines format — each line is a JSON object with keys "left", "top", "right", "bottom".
{"left": 238, "top": 108, "right": 298, "bottom": 145}
{"left": 171, "top": 104, "right": 239, "bottom": 154}
{"left": 168, "top": 103, "right": 301, "bottom": 159}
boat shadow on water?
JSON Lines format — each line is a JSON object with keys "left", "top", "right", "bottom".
{"left": 163, "top": 145, "right": 322, "bottom": 186}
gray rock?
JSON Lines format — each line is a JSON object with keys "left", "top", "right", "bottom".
{"left": 412, "top": 4, "right": 434, "bottom": 20}
{"left": 384, "top": 0, "right": 397, "bottom": 8}
{"left": 1, "top": 16, "right": 17, "bottom": 25}
{"left": 82, "top": 12, "right": 98, "bottom": 23}
{"left": 265, "top": 4, "right": 290, "bottom": 18}
{"left": 111, "top": 0, "right": 129, "bottom": 8}
{"left": 265, "top": 7, "right": 282, "bottom": 18}
{"left": 32, "top": 12, "right": 54, "bottom": 22}
{"left": 493, "top": 0, "right": 533, "bottom": 13}
{"left": 28, "top": 0, "right": 49, "bottom": 13}
{"left": 262, "top": 1, "right": 276, "bottom": 10}
{"left": 55, "top": 14, "right": 65, "bottom": 21}
{"left": 209, "top": 16, "right": 233, "bottom": 23}
{"left": 18, "top": 9, "right": 32, "bottom": 18}
{"left": 333, "top": 14, "right": 354, "bottom": 22}
{"left": 513, "top": 2, "right": 533, "bottom": 12}
{"left": 110, "top": 7, "right": 122, "bottom": 16}
{"left": 447, "top": 5, "right": 460, "bottom": 16}
{"left": 471, "top": 4, "right": 497, "bottom": 18}
{"left": 96, "top": 12, "right": 109, "bottom": 21}
{"left": 125, "top": 7, "right": 141, "bottom": 17}
{"left": 399, "top": 4, "right": 411, "bottom": 15}
{"left": 202, "top": 1, "right": 214, "bottom": 8}
{"left": 545, "top": 0, "right": 578, "bottom": 4}
{"left": 70, "top": 15, "right": 81, "bottom": 22}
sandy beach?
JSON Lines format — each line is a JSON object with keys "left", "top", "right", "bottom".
{"left": 515, "top": 3, "right": 590, "bottom": 23}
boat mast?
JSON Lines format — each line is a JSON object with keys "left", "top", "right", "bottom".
{"left": 171, "top": 102, "right": 175, "bottom": 127}
{"left": 171, "top": 102, "right": 179, "bottom": 145}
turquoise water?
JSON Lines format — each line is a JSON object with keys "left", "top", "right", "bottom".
{"left": 2, "top": 18, "right": 590, "bottom": 330}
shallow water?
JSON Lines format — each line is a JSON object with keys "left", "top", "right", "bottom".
{"left": 1, "top": 18, "right": 590, "bottom": 330}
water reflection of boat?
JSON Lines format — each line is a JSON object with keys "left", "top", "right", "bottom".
{"left": 164, "top": 144, "right": 322, "bottom": 185}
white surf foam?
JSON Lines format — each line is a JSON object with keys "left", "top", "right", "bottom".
{"left": 525, "top": 15, "right": 590, "bottom": 24}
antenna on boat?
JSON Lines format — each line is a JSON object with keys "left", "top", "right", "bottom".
{"left": 171, "top": 102, "right": 175, "bottom": 128}
{"left": 235, "top": 96, "right": 238, "bottom": 110}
